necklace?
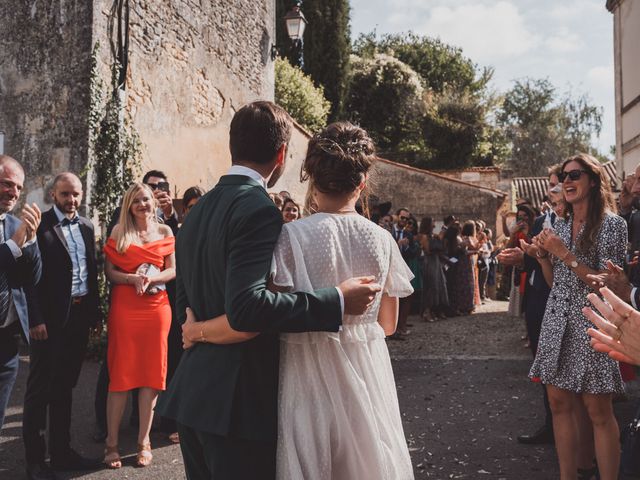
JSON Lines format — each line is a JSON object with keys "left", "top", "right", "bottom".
{"left": 328, "top": 209, "right": 357, "bottom": 215}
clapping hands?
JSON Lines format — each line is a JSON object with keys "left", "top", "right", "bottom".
{"left": 496, "top": 247, "right": 524, "bottom": 266}
{"left": 583, "top": 287, "right": 640, "bottom": 365}
{"left": 12, "top": 203, "right": 41, "bottom": 247}
{"left": 586, "top": 260, "right": 632, "bottom": 300}
{"left": 532, "top": 228, "right": 564, "bottom": 257}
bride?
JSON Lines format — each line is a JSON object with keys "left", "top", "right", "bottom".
{"left": 182, "top": 122, "right": 415, "bottom": 479}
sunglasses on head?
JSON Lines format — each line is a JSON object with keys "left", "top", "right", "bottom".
{"left": 558, "top": 169, "right": 588, "bottom": 182}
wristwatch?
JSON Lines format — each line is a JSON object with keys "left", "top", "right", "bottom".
{"left": 561, "top": 249, "right": 578, "bottom": 269}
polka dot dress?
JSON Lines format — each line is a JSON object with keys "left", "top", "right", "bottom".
{"left": 529, "top": 212, "right": 627, "bottom": 394}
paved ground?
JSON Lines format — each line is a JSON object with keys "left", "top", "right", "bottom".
{"left": 1, "top": 301, "right": 638, "bottom": 479}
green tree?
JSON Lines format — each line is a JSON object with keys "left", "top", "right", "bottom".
{"left": 276, "top": 0, "right": 351, "bottom": 120}
{"left": 275, "top": 57, "right": 330, "bottom": 133}
{"left": 345, "top": 54, "right": 427, "bottom": 157}
{"left": 350, "top": 32, "right": 506, "bottom": 170}
{"left": 421, "top": 91, "right": 505, "bottom": 170}
{"left": 353, "top": 32, "right": 493, "bottom": 95}
{"left": 498, "top": 78, "right": 603, "bottom": 176}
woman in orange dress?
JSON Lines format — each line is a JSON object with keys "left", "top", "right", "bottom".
{"left": 102, "top": 183, "right": 176, "bottom": 469}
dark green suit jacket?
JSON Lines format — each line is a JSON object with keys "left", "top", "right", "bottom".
{"left": 156, "top": 175, "right": 342, "bottom": 441}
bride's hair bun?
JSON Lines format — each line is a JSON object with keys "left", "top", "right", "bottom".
{"left": 301, "top": 122, "right": 377, "bottom": 194}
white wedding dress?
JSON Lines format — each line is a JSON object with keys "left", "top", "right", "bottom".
{"left": 272, "top": 213, "right": 415, "bottom": 480}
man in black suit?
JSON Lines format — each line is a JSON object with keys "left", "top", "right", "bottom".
{"left": 156, "top": 101, "right": 380, "bottom": 479}
{"left": 22, "top": 173, "right": 101, "bottom": 480}
{"left": 498, "top": 164, "right": 562, "bottom": 445}
{"left": 0, "top": 155, "right": 42, "bottom": 432}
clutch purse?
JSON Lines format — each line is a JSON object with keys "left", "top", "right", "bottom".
{"left": 135, "top": 263, "right": 166, "bottom": 295}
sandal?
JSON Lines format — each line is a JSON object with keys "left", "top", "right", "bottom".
{"left": 104, "top": 444, "right": 121, "bottom": 469}
{"left": 168, "top": 432, "right": 180, "bottom": 444}
{"left": 136, "top": 442, "right": 153, "bottom": 467}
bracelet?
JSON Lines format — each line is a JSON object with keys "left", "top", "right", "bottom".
{"left": 536, "top": 250, "right": 548, "bottom": 259}
{"left": 199, "top": 329, "right": 206, "bottom": 343}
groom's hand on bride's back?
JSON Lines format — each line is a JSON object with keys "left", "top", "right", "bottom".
{"left": 339, "top": 276, "right": 382, "bottom": 315}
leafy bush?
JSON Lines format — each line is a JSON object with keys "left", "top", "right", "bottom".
{"left": 275, "top": 57, "right": 331, "bottom": 133}
{"left": 345, "top": 53, "right": 426, "bottom": 155}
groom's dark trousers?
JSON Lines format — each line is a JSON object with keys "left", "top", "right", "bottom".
{"left": 156, "top": 175, "right": 343, "bottom": 479}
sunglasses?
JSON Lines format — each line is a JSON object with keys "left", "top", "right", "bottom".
{"left": 399, "top": 216, "right": 409, "bottom": 221}
{"left": 558, "top": 169, "right": 588, "bottom": 182}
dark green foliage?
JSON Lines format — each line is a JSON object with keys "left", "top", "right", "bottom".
{"left": 348, "top": 32, "right": 503, "bottom": 170}
{"left": 276, "top": 0, "right": 351, "bottom": 120}
{"left": 345, "top": 54, "right": 426, "bottom": 156}
{"left": 353, "top": 32, "right": 492, "bottom": 94}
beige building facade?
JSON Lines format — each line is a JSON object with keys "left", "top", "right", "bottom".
{"left": 608, "top": 0, "right": 640, "bottom": 176}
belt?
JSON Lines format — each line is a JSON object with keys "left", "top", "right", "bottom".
{"left": 71, "top": 296, "right": 85, "bottom": 305}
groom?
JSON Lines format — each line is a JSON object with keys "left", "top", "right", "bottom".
{"left": 156, "top": 101, "right": 381, "bottom": 479}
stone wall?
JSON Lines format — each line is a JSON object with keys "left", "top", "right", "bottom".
{"left": 93, "top": 0, "right": 277, "bottom": 196}
{"left": 438, "top": 167, "right": 502, "bottom": 191}
{"left": 0, "top": 0, "right": 93, "bottom": 207}
{"left": 371, "top": 159, "right": 507, "bottom": 234}
{"left": 0, "top": 0, "right": 276, "bottom": 208}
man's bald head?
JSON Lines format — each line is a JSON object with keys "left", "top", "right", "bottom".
{"left": 52, "top": 172, "right": 82, "bottom": 191}
{"left": 51, "top": 172, "right": 83, "bottom": 217}
{"left": 0, "top": 155, "right": 24, "bottom": 176}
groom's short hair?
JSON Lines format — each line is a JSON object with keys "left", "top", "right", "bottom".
{"left": 229, "top": 101, "right": 292, "bottom": 166}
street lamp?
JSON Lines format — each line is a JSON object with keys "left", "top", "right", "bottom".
{"left": 271, "top": 1, "right": 308, "bottom": 68}
{"left": 284, "top": 2, "right": 307, "bottom": 42}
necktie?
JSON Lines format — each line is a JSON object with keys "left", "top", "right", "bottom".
{"left": 0, "top": 217, "right": 11, "bottom": 325}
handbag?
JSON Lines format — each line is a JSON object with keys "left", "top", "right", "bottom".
{"left": 620, "top": 401, "right": 640, "bottom": 476}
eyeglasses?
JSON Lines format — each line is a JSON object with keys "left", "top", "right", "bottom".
{"left": 558, "top": 169, "right": 588, "bottom": 182}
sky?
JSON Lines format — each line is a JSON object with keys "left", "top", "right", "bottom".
{"left": 349, "top": 0, "right": 615, "bottom": 155}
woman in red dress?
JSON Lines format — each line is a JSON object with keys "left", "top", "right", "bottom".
{"left": 102, "top": 183, "right": 176, "bottom": 468}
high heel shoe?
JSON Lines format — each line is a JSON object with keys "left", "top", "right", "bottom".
{"left": 103, "top": 444, "right": 121, "bottom": 469}
{"left": 136, "top": 443, "right": 153, "bottom": 467}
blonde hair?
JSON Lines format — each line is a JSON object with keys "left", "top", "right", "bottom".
{"left": 115, "top": 182, "right": 157, "bottom": 253}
